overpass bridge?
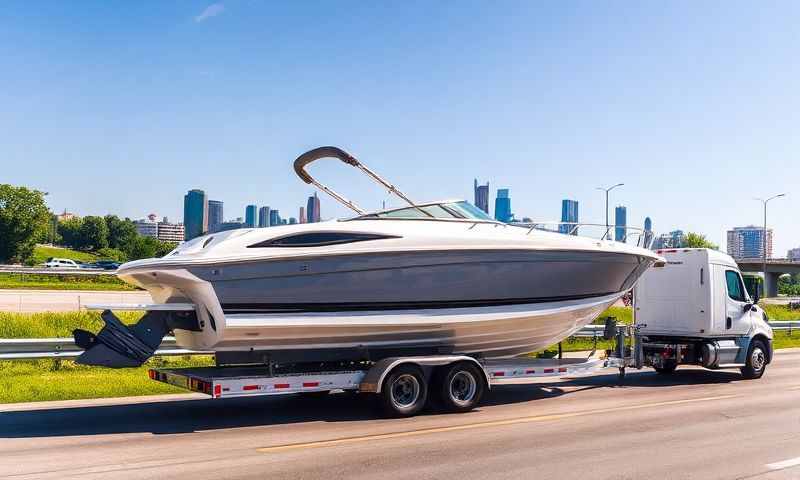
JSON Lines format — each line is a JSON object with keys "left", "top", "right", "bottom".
{"left": 735, "top": 258, "right": 800, "bottom": 297}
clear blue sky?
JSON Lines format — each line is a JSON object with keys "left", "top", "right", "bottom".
{"left": 1, "top": 1, "right": 797, "bottom": 253}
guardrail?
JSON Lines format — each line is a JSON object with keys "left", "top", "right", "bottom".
{"left": 1, "top": 323, "right": 797, "bottom": 361}
{"left": 0, "top": 337, "right": 209, "bottom": 360}
{"left": 0, "top": 266, "right": 116, "bottom": 275}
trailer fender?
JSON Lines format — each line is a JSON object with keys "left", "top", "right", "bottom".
{"left": 359, "top": 355, "right": 489, "bottom": 394}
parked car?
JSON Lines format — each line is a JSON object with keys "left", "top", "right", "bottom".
{"left": 42, "top": 258, "right": 80, "bottom": 269}
{"left": 87, "top": 260, "right": 121, "bottom": 270}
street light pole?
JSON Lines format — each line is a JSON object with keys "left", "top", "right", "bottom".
{"left": 597, "top": 183, "right": 624, "bottom": 240}
{"left": 756, "top": 193, "right": 786, "bottom": 299}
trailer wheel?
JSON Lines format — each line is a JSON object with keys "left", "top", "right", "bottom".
{"left": 380, "top": 364, "right": 428, "bottom": 417}
{"left": 436, "top": 362, "right": 485, "bottom": 413}
{"left": 741, "top": 340, "right": 768, "bottom": 379}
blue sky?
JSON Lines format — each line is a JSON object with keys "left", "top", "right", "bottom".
{"left": 1, "top": 1, "right": 797, "bottom": 253}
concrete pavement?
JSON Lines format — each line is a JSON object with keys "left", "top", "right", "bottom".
{"left": 0, "top": 289, "right": 151, "bottom": 312}
{"left": 2, "top": 351, "right": 800, "bottom": 479}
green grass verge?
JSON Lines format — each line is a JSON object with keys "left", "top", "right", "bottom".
{"left": 30, "top": 245, "right": 98, "bottom": 265}
{"left": 0, "top": 311, "right": 144, "bottom": 338}
{"left": 0, "top": 272, "right": 137, "bottom": 291}
{"left": 0, "top": 356, "right": 214, "bottom": 404}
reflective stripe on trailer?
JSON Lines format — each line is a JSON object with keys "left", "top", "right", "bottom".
{"left": 486, "top": 358, "right": 606, "bottom": 380}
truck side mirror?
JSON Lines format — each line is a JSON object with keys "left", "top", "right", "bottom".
{"left": 743, "top": 303, "right": 753, "bottom": 313}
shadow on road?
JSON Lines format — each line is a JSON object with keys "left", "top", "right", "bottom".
{"left": 0, "top": 368, "right": 742, "bottom": 439}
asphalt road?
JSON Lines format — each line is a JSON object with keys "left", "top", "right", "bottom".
{"left": 2, "top": 351, "right": 800, "bottom": 480}
{"left": 0, "top": 289, "right": 151, "bottom": 312}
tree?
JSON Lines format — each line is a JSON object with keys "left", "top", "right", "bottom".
{"left": 96, "top": 247, "right": 128, "bottom": 262}
{"left": 684, "top": 232, "right": 719, "bottom": 250}
{"left": 57, "top": 217, "right": 84, "bottom": 249}
{"left": 79, "top": 216, "right": 109, "bottom": 250}
{"left": 104, "top": 215, "right": 138, "bottom": 250}
{"left": 0, "top": 185, "right": 51, "bottom": 263}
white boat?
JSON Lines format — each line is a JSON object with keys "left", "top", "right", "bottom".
{"left": 74, "top": 146, "right": 664, "bottom": 367}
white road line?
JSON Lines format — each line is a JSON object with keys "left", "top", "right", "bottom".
{"left": 766, "top": 456, "right": 800, "bottom": 470}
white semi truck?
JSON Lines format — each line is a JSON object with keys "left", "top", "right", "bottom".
{"left": 95, "top": 248, "right": 773, "bottom": 417}
{"left": 628, "top": 248, "right": 773, "bottom": 378}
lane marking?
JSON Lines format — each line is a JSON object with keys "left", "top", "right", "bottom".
{"left": 257, "top": 394, "right": 739, "bottom": 453}
{"left": 767, "top": 456, "right": 800, "bottom": 470}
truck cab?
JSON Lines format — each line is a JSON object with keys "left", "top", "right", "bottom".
{"left": 634, "top": 248, "right": 772, "bottom": 378}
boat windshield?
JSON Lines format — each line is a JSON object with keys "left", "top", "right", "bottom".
{"left": 355, "top": 201, "right": 495, "bottom": 221}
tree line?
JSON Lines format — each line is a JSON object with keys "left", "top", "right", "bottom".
{"left": 0, "top": 184, "right": 176, "bottom": 264}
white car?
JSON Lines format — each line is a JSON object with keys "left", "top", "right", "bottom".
{"left": 42, "top": 258, "right": 80, "bottom": 269}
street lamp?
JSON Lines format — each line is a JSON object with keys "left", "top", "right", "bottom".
{"left": 755, "top": 193, "right": 786, "bottom": 299}
{"left": 597, "top": 183, "right": 624, "bottom": 240}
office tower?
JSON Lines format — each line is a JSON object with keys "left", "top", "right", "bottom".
{"left": 269, "top": 209, "right": 280, "bottom": 227}
{"left": 289, "top": 217, "right": 297, "bottom": 225}
{"left": 299, "top": 207, "right": 306, "bottom": 224}
{"left": 474, "top": 179, "right": 490, "bottom": 214}
{"left": 183, "top": 189, "right": 208, "bottom": 241}
{"left": 615, "top": 206, "right": 627, "bottom": 243}
{"left": 245, "top": 205, "right": 258, "bottom": 228}
{"left": 208, "top": 200, "right": 223, "bottom": 233}
{"left": 727, "top": 226, "right": 773, "bottom": 259}
{"left": 307, "top": 192, "right": 321, "bottom": 223}
{"left": 559, "top": 199, "right": 579, "bottom": 235}
{"left": 258, "top": 206, "right": 270, "bottom": 228}
{"left": 494, "top": 189, "right": 512, "bottom": 223}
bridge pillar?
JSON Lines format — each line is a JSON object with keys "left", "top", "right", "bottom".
{"left": 765, "top": 272, "right": 781, "bottom": 298}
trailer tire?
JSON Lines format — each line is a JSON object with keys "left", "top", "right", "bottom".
{"left": 380, "top": 364, "right": 428, "bottom": 417}
{"left": 741, "top": 339, "right": 768, "bottom": 380}
{"left": 435, "top": 362, "right": 485, "bottom": 413}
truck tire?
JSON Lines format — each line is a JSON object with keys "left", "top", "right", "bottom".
{"left": 741, "top": 340, "right": 768, "bottom": 379}
{"left": 654, "top": 362, "right": 678, "bottom": 374}
{"left": 380, "top": 364, "right": 428, "bottom": 417}
{"left": 435, "top": 362, "right": 485, "bottom": 413}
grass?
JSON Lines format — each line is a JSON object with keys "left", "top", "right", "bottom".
{"left": 0, "top": 272, "right": 137, "bottom": 291}
{"left": 1, "top": 305, "right": 799, "bottom": 404}
{"left": 30, "top": 245, "right": 98, "bottom": 265}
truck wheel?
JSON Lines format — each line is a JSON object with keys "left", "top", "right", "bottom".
{"left": 436, "top": 362, "right": 485, "bottom": 413}
{"left": 654, "top": 362, "right": 678, "bottom": 374}
{"left": 741, "top": 340, "right": 768, "bottom": 379}
{"left": 380, "top": 364, "right": 428, "bottom": 417}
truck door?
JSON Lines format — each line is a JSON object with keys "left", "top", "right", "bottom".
{"left": 723, "top": 269, "right": 750, "bottom": 335}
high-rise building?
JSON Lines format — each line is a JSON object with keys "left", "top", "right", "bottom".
{"left": 494, "top": 189, "right": 512, "bottom": 223}
{"left": 156, "top": 218, "right": 185, "bottom": 243}
{"left": 269, "top": 209, "right": 280, "bottom": 226}
{"left": 788, "top": 247, "right": 800, "bottom": 262}
{"left": 299, "top": 207, "right": 306, "bottom": 224}
{"left": 289, "top": 217, "right": 297, "bottom": 225}
{"left": 727, "top": 226, "right": 773, "bottom": 259}
{"left": 134, "top": 214, "right": 159, "bottom": 238}
{"left": 559, "top": 199, "right": 579, "bottom": 235}
{"left": 644, "top": 217, "right": 652, "bottom": 232}
{"left": 643, "top": 217, "right": 654, "bottom": 247}
{"left": 244, "top": 205, "right": 258, "bottom": 228}
{"left": 208, "top": 200, "right": 223, "bottom": 233}
{"left": 615, "top": 206, "right": 627, "bottom": 243}
{"left": 219, "top": 218, "right": 244, "bottom": 232}
{"left": 258, "top": 206, "right": 270, "bottom": 228}
{"left": 307, "top": 192, "right": 321, "bottom": 223}
{"left": 652, "top": 230, "right": 686, "bottom": 250}
{"left": 474, "top": 179, "right": 490, "bottom": 214}
{"left": 183, "top": 189, "right": 208, "bottom": 241}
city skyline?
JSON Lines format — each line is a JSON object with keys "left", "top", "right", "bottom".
{"left": 2, "top": 3, "right": 797, "bottom": 252}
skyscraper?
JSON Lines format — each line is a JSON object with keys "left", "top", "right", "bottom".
{"left": 245, "top": 205, "right": 258, "bottom": 228}
{"left": 643, "top": 217, "right": 654, "bottom": 247}
{"left": 269, "top": 209, "right": 280, "bottom": 226}
{"left": 307, "top": 192, "right": 321, "bottom": 223}
{"left": 183, "top": 189, "right": 208, "bottom": 241}
{"left": 299, "top": 207, "right": 306, "bottom": 224}
{"left": 208, "top": 200, "right": 223, "bottom": 233}
{"left": 258, "top": 206, "right": 270, "bottom": 228}
{"left": 560, "top": 199, "right": 579, "bottom": 235}
{"left": 615, "top": 206, "right": 627, "bottom": 243}
{"left": 474, "top": 179, "right": 490, "bottom": 214}
{"left": 727, "top": 226, "right": 773, "bottom": 259}
{"left": 494, "top": 189, "right": 512, "bottom": 223}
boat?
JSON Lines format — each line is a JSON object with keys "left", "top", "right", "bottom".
{"left": 74, "top": 146, "right": 664, "bottom": 368}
